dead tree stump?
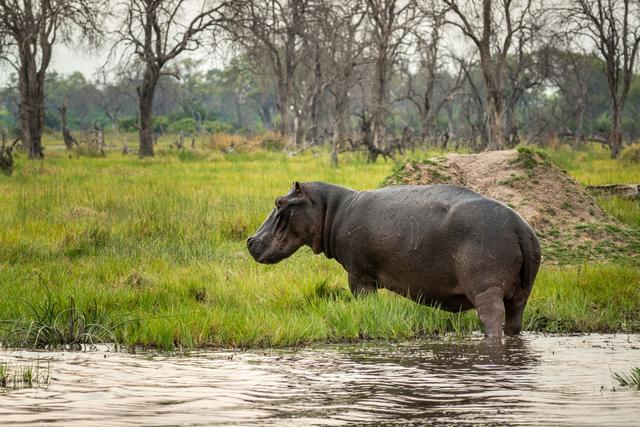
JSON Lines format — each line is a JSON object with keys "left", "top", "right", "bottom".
{"left": 0, "top": 134, "right": 20, "bottom": 175}
{"left": 587, "top": 184, "right": 640, "bottom": 200}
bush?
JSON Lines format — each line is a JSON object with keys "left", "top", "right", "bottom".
{"left": 118, "top": 116, "right": 138, "bottom": 132}
{"left": 169, "top": 117, "right": 197, "bottom": 134}
{"left": 202, "top": 120, "right": 234, "bottom": 134}
{"left": 0, "top": 108, "right": 16, "bottom": 129}
{"left": 620, "top": 143, "right": 640, "bottom": 164}
{"left": 152, "top": 116, "right": 170, "bottom": 134}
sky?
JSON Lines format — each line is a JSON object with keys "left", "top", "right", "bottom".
{"left": 0, "top": 42, "right": 230, "bottom": 87}
{"left": 0, "top": 45, "right": 107, "bottom": 86}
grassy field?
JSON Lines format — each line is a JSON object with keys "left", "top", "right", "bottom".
{"left": 1, "top": 139, "right": 639, "bottom": 349}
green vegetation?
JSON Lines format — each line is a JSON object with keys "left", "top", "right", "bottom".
{"left": 547, "top": 142, "right": 640, "bottom": 230}
{"left": 0, "top": 360, "right": 51, "bottom": 391}
{"left": 497, "top": 174, "right": 525, "bottom": 186}
{"left": 513, "top": 145, "right": 551, "bottom": 170}
{"left": 547, "top": 142, "right": 640, "bottom": 185}
{"left": 620, "top": 143, "right": 640, "bottom": 164}
{"left": 1, "top": 141, "right": 639, "bottom": 350}
{"left": 613, "top": 367, "right": 640, "bottom": 388}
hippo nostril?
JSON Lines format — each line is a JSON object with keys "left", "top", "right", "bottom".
{"left": 247, "top": 236, "right": 255, "bottom": 247}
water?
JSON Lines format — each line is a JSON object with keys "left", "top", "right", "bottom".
{"left": 1, "top": 334, "right": 639, "bottom": 426}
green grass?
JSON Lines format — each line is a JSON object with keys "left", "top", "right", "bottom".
{"left": 594, "top": 196, "right": 640, "bottom": 228}
{"left": 613, "top": 367, "right": 640, "bottom": 388}
{"left": 547, "top": 141, "right": 640, "bottom": 231}
{"left": 1, "top": 141, "right": 639, "bottom": 349}
{"left": 547, "top": 142, "right": 640, "bottom": 185}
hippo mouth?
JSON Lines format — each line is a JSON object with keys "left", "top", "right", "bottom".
{"left": 247, "top": 235, "right": 288, "bottom": 264}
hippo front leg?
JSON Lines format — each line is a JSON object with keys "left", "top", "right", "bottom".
{"left": 471, "top": 287, "right": 506, "bottom": 339}
{"left": 348, "top": 273, "right": 377, "bottom": 297}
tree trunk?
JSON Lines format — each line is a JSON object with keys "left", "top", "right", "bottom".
{"left": 276, "top": 82, "right": 291, "bottom": 142}
{"left": 334, "top": 82, "right": 350, "bottom": 144}
{"left": 18, "top": 56, "right": 45, "bottom": 159}
{"left": 330, "top": 116, "right": 340, "bottom": 167}
{"left": 610, "top": 107, "right": 622, "bottom": 159}
{"left": 260, "top": 103, "right": 273, "bottom": 130}
{"left": 138, "top": 66, "right": 160, "bottom": 158}
{"left": 59, "top": 102, "right": 77, "bottom": 150}
{"left": 420, "top": 97, "right": 431, "bottom": 143}
{"left": 485, "top": 94, "right": 505, "bottom": 151}
{"left": 575, "top": 100, "right": 585, "bottom": 147}
{"left": 369, "top": 56, "right": 388, "bottom": 163}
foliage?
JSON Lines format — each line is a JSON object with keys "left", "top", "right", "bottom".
{"left": 613, "top": 367, "right": 640, "bottom": 388}
{"left": 202, "top": 120, "right": 234, "bottom": 134}
{"left": 118, "top": 116, "right": 138, "bottom": 132}
{"left": 169, "top": 118, "right": 197, "bottom": 134}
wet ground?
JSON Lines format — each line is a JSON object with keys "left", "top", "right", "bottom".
{"left": 1, "top": 334, "right": 639, "bottom": 426}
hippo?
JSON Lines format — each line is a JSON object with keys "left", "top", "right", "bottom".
{"left": 247, "top": 182, "right": 541, "bottom": 338}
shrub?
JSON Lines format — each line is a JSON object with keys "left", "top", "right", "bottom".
{"left": 118, "top": 116, "right": 138, "bottom": 132}
{"left": 152, "top": 116, "right": 170, "bottom": 134}
{"left": 620, "top": 143, "right": 640, "bottom": 164}
{"left": 207, "top": 133, "right": 246, "bottom": 151}
{"left": 169, "top": 118, "right": 197, "bottom": 134}
{"left": 202, "top": 120, "right": 233, "bottom": 134}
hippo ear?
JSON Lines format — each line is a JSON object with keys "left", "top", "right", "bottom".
{"left": 294, "top": 181, "right": 303, "bottom": 194}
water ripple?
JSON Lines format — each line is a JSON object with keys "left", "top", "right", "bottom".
{"left": 1, "top": 334, "right": 639, "bottom": 426}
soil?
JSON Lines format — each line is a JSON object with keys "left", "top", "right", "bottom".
{"left": 383, "top": 147, "right": 640, "bottom": 264}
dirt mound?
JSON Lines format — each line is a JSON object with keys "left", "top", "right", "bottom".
{"left": 384, "top": 147, "right": 640, "bottom": 264}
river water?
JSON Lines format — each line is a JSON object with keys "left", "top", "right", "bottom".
{"left": 1, "top": 334, "right": 639, "bottom": 426}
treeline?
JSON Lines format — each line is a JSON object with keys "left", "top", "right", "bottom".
{"left": 1, "top": 0, "right": 640, "bottom": 161}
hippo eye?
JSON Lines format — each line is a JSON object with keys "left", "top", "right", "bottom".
{"left": 276, "top": 197, "right": 286, "bottom": 209}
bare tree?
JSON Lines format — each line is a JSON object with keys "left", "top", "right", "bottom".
{"left": 401, "top": 3, "right": 464, "bottom": 144}
{"left": 0, "top": 0, "right": 105, "bottom": 159}
{"left": 364, "top": 0, "right": 421, "bottom": 162}
{"left": 444, "top": 0, "right": 545, "bottom": 150}
{"left": 228, "top": 0, "right": 310, "bottom": 144}
{"left": 566, "top": 0, "right": 640, "bottom": 158}
{"left": 111, "top": 0, "right": 229, "bottom": 157}
{"left": 323, "top": 0, "right": 366, "bottom": 166}
{"left": 457, "top": 54, "right": 489, "bottom": 150}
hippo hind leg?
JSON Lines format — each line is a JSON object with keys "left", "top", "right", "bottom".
{"left": 503, "top": 290, "right": 531, "bottom": 336}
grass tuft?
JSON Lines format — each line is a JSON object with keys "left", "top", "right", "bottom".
{"left": 0, "top": 360, "right": 51, "bottom": 391}
{"left": 1, "top": 287, "right": 125, "bottom": 349}
{"left": 613, "top": 367, "right": 640, "bottom": 388}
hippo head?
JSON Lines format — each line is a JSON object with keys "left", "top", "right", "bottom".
{"left": 247, "top": 182, "right": 323, "bottom": 264}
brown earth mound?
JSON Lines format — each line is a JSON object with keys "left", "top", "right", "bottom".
{"left": 384, "top": 147, "right": 640, "bottom": 264}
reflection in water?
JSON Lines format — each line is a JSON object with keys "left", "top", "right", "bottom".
{"left": 1, "top": 334, "right": 639, "bottom": 426}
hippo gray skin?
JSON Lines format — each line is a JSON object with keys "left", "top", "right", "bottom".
{"left": 247, "top": 182, "right": 542, "bottom": 338}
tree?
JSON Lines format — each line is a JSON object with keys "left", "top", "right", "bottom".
{"left": 400, "top": 2, "right": 464, "bottom": 144}
{"left": 363, "top": 0, "right": 422, "bottom": 162}
{"left": 111, "top": 0, "right": 229, "bottom": 157}
{"left": 0, "top": 0, "right": 105, "bottom": 158}
{"left": 323, "top": 0, "right": 367, "bottom": 166}
{"left": 547, "top": 45, "right": 608, "bottom": 144}
{"left": 444, "top": 0, "right": 546, "bottom": 150}
{"left": 567, "top": 0, "right": 640, "bottom": 158}
{"left": 228, "top": 0, "right": 310, "bottom": 144}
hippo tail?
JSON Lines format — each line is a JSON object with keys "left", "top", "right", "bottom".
{"left": 518, "top": 226, "right": 542, "bottom": 290}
